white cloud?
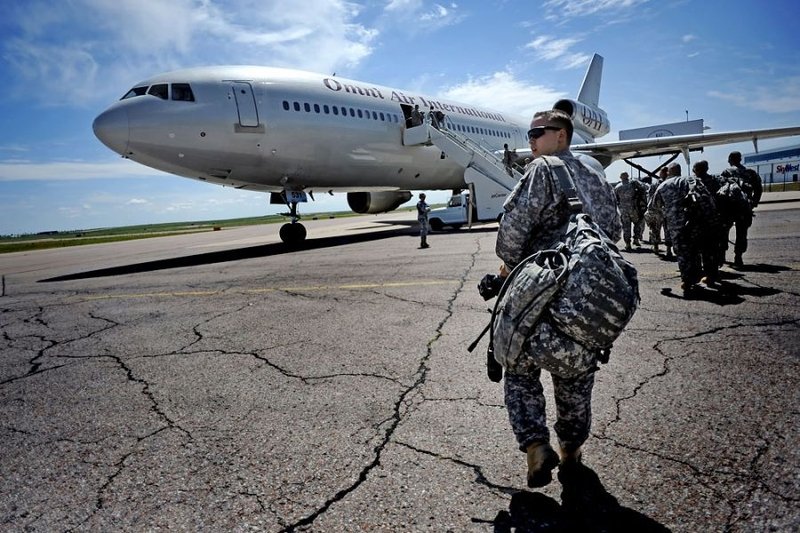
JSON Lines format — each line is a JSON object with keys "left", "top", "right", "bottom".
{"left": 543, "top": 0, "right": 650, "bottom": 18}
{"left": 708, "top": 78, "right": 800, "bottom": 113}
{"left": 682, "top": 34, "right": 697, "bottom": 44}
{"left": 3, "top": 0, "right": 379, "bottom": 106}
{"left": 383, "top": 0, "right": 464, "bottom": 32}
{"left": 127, "top": 198, "right": 149, "bottom": 205}
{"left": 439, "top": 71, "right": 567, "bottom": 121}
{"left": 524, "top": 36, "right": 590, "bottom": 70}
{"left": 0, "top": 159, "right": 165, "bottom": 182}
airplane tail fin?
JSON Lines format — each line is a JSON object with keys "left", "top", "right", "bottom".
{"left": 577, "top": 54, "right": 603, "bottom": 108}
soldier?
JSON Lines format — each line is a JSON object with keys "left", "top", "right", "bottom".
{"left": 410, "top": 104, "right": 423, "bottom": 127}
{"left": 649, "top": 163, "right": 720, "bottom": 294}
{"left": 614, "top": 172, "right": 647, "bottom": 250}
{"left": 720, "top": 151, "right": 762, "bottom": 267}
{"left": 645, "top": 167, "right": 671, "bottom": 255}
{"left": 494, "top": 109, "right": 621, "bottom": 487}
{"left": 416, "top": 193, "right": 430, "bottom": 248}
{"left": 692, "top": 160, "right": 726, "bottom": 273}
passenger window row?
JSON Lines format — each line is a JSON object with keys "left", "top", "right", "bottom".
{"left": 281, "top": 99, "right": 512, "bottom": 139}
{"left": 282, "top": 100, "right": 400, "bottom": 123}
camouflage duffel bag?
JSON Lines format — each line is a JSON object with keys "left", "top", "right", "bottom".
{"left": 491, "top": 214, "right": 640, "bottom": 378}
{"left": 547, "top": 214, "right": 640, "bottom": 351}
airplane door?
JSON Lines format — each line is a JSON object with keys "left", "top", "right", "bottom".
{"left": 231, "top": 82, "right": 259, "bottom": 127}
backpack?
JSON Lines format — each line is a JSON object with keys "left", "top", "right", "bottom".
{"left": 715, "top": 177, "right": 750, "bottom": 222}
{"left": 488, "top": 158, "right": 640, "bottom": 379}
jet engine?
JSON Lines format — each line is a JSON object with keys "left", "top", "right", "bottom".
{"left": 553, "top": 99, "right": 611, "bottom": 140}
{"left": 347, "top": 191, "right": 413, "bottom": 214}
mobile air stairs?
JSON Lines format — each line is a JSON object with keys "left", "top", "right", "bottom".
{"left": 403, "top": 123, "right": 523, "bottom": 226}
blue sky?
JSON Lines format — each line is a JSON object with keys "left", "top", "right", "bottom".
{"left": 1, "top": 0, "right": 799, "bottom": 235}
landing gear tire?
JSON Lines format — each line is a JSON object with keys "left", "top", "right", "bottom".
{"left": 279, "top": 223, "right": 307, "bottom": 245}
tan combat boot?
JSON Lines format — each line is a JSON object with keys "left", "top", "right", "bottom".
{"left": 525, "top": 441, "right": 559, "bottom": 488}
{"left": 559, "top": 444, "right": 583, "bottom": 468}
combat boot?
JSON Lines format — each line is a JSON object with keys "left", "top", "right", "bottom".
{"left": 633, "top": 238, "right": 641, "bottom": 248}
{"left": 653, "top": 243, "right": 660, "bottom": 253}
{"left": 558, "top": 444, "right": 583, "bottom": 468}
{"left": 525, "top": 441, "right": 559, "bottom": 488}
{"left": 734, "top": 253, "right": 743, "bottom": 268}
{"left": 624, "top": 240, "right": 632, "bottom": 252}
{"left": 665, "top": 245, "right": 674, "bottom": 260}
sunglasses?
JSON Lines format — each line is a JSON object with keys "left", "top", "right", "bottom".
{"left": 527, "top": 125, "right": 562, "bottom": 140}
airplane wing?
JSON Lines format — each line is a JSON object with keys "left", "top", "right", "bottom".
{"left": 573, "top": 125, "right": 800, "bottom": 164}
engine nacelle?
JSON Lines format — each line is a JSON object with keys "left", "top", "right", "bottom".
{"left": 553, "top": 99, "right": 610, "bottom": 140}
{"left": 347, "top": 191, "right": 413, "bottom": 214}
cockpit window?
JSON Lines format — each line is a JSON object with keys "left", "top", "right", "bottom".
{"left": 147, "top": 84, "right": 168, "bottom": 99}
{"left": 121, "top": 86, "right": 148, "bottom": 99}
{"left": 171, "top": 83, "right": 195, "bottom": 102}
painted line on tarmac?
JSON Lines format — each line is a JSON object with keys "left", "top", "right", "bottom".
{"left": 78, "top": 280, "right": 458, "bottom": 301}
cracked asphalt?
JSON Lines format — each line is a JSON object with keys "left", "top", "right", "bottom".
{"left": 1, "top": 205, "right": 798, "bottom": 532}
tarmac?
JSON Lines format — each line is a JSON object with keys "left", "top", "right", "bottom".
{"left": 1, "top": 195, "right": 798, "bottom": 532}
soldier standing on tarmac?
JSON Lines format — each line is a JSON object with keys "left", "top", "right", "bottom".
{"left": 720, "top": 151, "right": 762, "bottom": 267}
{"left": 614, "top": 172, "right": 647, "bottom": 251}
{"left": 494, "top": 109, "right": 621, "bottom": 488}
{"left": 416, "top": 193, "right": 430, "bottom": 249}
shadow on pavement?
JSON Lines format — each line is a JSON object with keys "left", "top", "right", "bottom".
{"left": 40, "top": 228, "right": 412, "bottom": 282}
{"left": 39, "top": 224, "right": 500, "bottom": 282}
{"left": 730, "top": 262, "right": 792, "bottom": 274}
{"left": 490, "top": 464, "right": 670, "bottom": 532}
{"left": 658, "top": 262, "right": 788, "bottom": 305}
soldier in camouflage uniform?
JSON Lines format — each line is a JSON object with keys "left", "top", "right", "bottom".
{"left": 692, "top": 160, "right": 727, "bottom": 275}
{"left": 494, "top": 109, "right": 622, "bottom": 488}
{"left": 720, "top": 151, "right": 762, "bottom": 267}
{"left": 614, "top": 172, "right": 647, "bottom": 251}
{"left": 645, "top": 167, "right": 672, "bottom": 256}
{"left": 648, "top": 163, "right": 720, "bottom": 293}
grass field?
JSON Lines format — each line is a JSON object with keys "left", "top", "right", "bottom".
{"left": 0, "top": 208, "right": 423, "bottom": 254}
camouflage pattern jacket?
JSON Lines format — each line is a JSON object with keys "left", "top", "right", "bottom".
{"left": 721, "top": 163, "right": 763, "bottom": 207}
{"left": 614, "top": 180, "right": 647, "bottom": 217}
{"left": 496, "top": 149, "right": 622, "bottom": 268}
{"left": 648, "top": 175, "right": 719, "bottom": 243}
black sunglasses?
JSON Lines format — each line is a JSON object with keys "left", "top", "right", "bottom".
{"left": 527, "top": 125, "right": 562, "bottom": 140}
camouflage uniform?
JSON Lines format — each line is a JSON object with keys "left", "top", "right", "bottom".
{"left": 416, "top": 198, "right": 430, "bottom": 247}
{"left": 695, "top": 170, "right": 728, "bottom": 271}
{"left": 648, "top": 175, "right": 720, "bottom": 285}
{"left": 644, "top": 178, "right": 668, "bottom": 249}
{"left": 614, "top": 179, "right": 646, "bottom": 247}
{"left": 720, "top": 164, "right": 762, "bottom": 261}
{"left": 495, "top": 149, "right": 621, "bottom": 452}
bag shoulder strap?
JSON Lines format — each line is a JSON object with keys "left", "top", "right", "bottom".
{"left": 540, "top": 155, "right": 583, "bottom": 214}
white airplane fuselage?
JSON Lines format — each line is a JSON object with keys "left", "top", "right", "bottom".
{"left": 93, "top": 66, "right": 562, "bottom": 195}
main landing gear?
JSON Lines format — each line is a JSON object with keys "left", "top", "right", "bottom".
{"left": 279, "top": 199, "right": 307, "bottom": 245}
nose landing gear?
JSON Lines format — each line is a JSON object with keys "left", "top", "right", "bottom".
{"left": 279, "top": 197, "right": 307, "bottom": 245}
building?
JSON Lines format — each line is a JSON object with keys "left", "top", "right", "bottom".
{"left": 744, "top": 144, "right": 800, "bottom": 186}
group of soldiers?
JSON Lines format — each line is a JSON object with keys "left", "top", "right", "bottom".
{"left": 615, "top": 151, "right": 762, "bottom": 294}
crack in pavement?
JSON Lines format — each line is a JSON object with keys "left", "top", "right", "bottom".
{"left": 595, "top": 317, "right": 800, "bottom": 528}
{"left": 396, "top": 440, "right": 518, "bottom": 494}
{"left": 0, "top": 310, "right": 120, "bottom": 386}
{"left": 276, "top": 238, "right": 484, "bottom": 532}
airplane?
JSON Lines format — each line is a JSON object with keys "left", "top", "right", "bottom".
{"left": 93, "top": 54, "right": 800, "bottom": 244}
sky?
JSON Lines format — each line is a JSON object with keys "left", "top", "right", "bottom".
{"left": 1, "top": 0, "right": 799, "bottom": 235}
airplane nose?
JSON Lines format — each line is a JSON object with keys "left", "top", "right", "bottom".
{"left": 92, "top": 105, "right": 129, "bottom": 155}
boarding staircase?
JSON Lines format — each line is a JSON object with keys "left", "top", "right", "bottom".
{"left": 403, "top": 123, "right": 523, "bottom": 225}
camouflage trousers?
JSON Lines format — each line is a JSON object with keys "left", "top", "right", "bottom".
{"left": 418, "top": 216, "right": 429, "bottom": 238}
{"left": 504, "top": 367, "right": 595, "bottom": 452}
{"left": 647, "top": 219, "right": 669, "bottom": 247}
{"left": 620, "top": 212, "right": 644, "bottom": 243}
{"left": 674, "top": 235, "right": 719, "bottom": 285}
